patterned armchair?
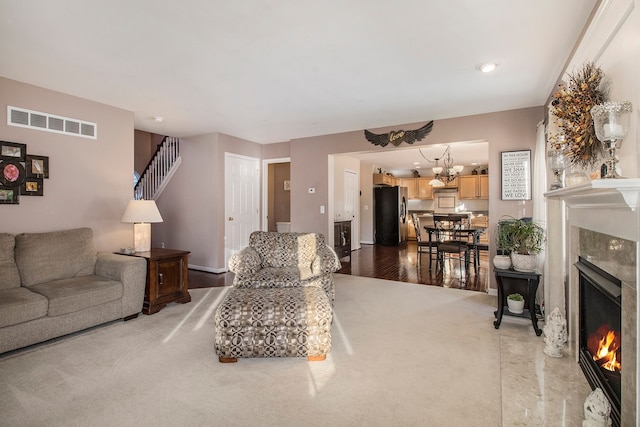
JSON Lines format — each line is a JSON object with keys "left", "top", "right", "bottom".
{"left": 228, "top": 231, "right": 341, "bottom": 303}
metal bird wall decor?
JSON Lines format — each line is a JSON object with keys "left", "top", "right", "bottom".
{"left": 364, "top": 121, "right": 434, "bottom": 147}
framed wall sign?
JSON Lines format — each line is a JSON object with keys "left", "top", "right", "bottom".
{"left": 501, "top": 150, "right": 531, "bottom": 200}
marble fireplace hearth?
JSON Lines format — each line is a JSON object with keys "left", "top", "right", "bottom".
{"left": 546, "top": 180, "right": 639, "bottom": 426}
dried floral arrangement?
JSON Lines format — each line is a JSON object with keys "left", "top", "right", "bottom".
{"left": 550, "top": 62, "right": 609, "bottom": 168}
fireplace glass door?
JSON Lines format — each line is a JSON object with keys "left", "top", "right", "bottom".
{"left": 576, "top": 257, "right": 622, "bottom": 426}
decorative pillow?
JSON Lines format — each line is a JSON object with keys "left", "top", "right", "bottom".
{"left": 15, "top": 228, "right": 97, "bottom": 287}
{"left": 0, "top": 233, "right": 21, "bottom": 290}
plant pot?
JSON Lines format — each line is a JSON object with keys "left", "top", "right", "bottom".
{"left": 511, "top": 253, "right": 537, "bottom": 272}
{"left": 507, "top": 298, "right": 525, "bottom": 314}
{"left": 492, "top": 255, "right": 511, "bottom": 270}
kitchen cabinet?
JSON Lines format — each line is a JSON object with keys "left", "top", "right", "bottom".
{"left": 373, "top": 173, "right": 396, "bottom": 186}
{"left": 398, "top": 178, "right": 417, "bottom": 199}
{"left": 445, "top": 176, "right": 459, "bottom": 188}
{"left": 459, "top": 175, "right": 488, "bottom": 199}
{"left": 416, "top": 178, "right": 434, "bottom": 199}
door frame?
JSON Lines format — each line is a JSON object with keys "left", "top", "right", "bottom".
{"left": 262, "top": 157, "right": 291, "bottom": 232}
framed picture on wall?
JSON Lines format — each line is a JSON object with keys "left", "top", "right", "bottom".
{"left": 0, "top": 141, "right": 27, "bottom": 162}
{"left": 21, "top": 177, "right": 44, "bottom": 196}
{"left": 0, "top": 159, "right": 26, "bottom": 188}
{"left": 501, "top": 150, "right": 532, "bottom": 200}
{"left": 26, "top": 155, "right": 49, "bottom": 178}
{"left": 0, "top": 187, "right": 19, "bottom": 204}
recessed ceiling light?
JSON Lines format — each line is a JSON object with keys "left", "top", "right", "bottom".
{"left": 476, "top": 63, "right": 498, "bottom": 73}
{"left": 153, "top": 116, "right": 164, "bottom": 123}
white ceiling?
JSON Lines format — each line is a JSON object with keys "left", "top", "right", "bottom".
{"left": 0, "top": 1, "right": 596, "bottom": 151}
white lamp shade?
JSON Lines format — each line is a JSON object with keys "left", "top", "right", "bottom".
{"left": 429, "top": 178, "right": 445, "bottom": 187}
{"left": 432, "top": 166, "right": 443, "bottom": 175}
{"left": 121, "top": 200, "right": 163, "bottom": 252}
{"left": 453, "top": 165, "right": 464, "bottom": 173}
{"left": 121, "top": 200, "right": 163, "bottom": 223}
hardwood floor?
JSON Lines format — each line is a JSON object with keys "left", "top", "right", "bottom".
{"left": 188, "top": 241, "right": 489, "bottom": 292}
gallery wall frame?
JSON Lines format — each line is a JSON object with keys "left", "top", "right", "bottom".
{"left": 0, "top": 187, "right": 19, "bottom": 204}
{"left": 0, "top": 141, "right": 27, "bottom": 162}
{"left": 501, "top": 150, "right": 532, "bottom": 200}
{"left": 21, "top": 177, "right": 43, "bottom": 196}
{"left": 25, "top": 154, "right": 49, "bottom": 178}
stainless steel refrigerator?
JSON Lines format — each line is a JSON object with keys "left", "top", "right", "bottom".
{"left": 374, "top": 186, "right": 408, "bottom": 246}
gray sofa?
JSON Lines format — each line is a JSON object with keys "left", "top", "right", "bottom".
{"left": 0, "top": 227, "right": 147, "bottom": 354}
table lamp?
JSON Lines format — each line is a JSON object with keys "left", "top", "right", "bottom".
{"left": 120, "top": 199, "right": 163, "bottom": 252}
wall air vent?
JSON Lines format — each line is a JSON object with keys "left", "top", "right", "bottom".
{"left": 7, "top": 106, "right": 97, "bottom": 139}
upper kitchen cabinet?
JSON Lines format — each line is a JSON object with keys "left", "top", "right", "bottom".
{"left": 373, "top": 173, "right": 397, "bottom": 186}
{"left": 416, "top": 178, "right": 434, "bottom": 199}
{"left": 398, "top": 178, "right": 417, "bottom": 199}
{"left": 459, "top": 175, "right": 488, "bottom": 199}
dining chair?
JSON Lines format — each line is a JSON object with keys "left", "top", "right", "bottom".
{"left": 433, "top": 215, "right": 469, "bottom": 275}
{"left": 412, "top": 213, "right": 436, "bottom": 266}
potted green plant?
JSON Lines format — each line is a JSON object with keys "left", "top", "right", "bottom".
{"left": 507, "top": 293, "right": 525, "bottom": 314}
{"left": 493, "top": 218, "right": 517, "bottom": 269}
{"left": 495, "top": 216, "right": 545, "bottom": 272}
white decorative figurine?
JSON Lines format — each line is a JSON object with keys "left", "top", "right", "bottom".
{"left": 583, "top": 388, "right": 612, "bottom": 427}
{"left": 543, "top": 307, "right": 567, "bottom": 357}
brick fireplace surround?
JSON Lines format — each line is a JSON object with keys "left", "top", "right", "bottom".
{"left": 546, "top": 180, "right": 639, "bottom": 426}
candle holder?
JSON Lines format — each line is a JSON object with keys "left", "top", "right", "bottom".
{"left": 591, "top": 101, "right": 633, "bottom": 179}
{"left": 547, "top": 148, "right": 566, "bottom": 190}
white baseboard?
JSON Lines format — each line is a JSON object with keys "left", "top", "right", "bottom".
{"left": 360, "top": 240, "right": 374, "bottom": 245}
{"left": 188, "top": 264, "right": 227, "bottom": 274}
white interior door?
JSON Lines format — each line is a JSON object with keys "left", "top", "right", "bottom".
{"left": 225, "top": 153, "right": 260, "bottom": 267}
{"left": 344, "top": 170, "right": 359, "bottom": 250}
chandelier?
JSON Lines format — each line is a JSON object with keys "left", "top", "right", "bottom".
{"left": 420, "top": 146, "right": 463, "bottom": 187}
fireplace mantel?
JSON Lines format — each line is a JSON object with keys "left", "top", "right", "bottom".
{"left": 545, "top": 179, "right": 640, "bottom": 242}
{"left": 545, "top": 178, "right": 640, "bottom": 210}
{"left": 544, "top": 179, "right": 639, "bottom": 426}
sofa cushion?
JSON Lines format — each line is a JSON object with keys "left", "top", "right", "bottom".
{"left": 15, "top": 228, "right": 98, "bottom": 287}
{"left": 29, "top": 275, "right": 123, "bottom": 317}
{"left": 0, "top": 233, "right": 21, "bottom": 290}
{"left": 0, "top": 287, "right": 49, "bottom": 328}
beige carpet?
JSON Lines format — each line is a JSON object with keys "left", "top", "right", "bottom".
{"left": 0, "top": 274, "right": 590, "bottom": 426}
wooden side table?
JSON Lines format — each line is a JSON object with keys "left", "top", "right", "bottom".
{"left": 124, "top": 248, "right": 191, "bottom": 315}
{"left": 493, "top": 268, "right": 542, "bottom": 336}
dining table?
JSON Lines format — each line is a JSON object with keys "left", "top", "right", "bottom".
{"left": 423, "top": 224, "right": 487, "bottom": 271}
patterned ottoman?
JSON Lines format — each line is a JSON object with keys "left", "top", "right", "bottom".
{"left": 214, "top": 286, "right": 333, "bottom": 362}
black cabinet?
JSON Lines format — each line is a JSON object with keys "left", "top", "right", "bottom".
{"left": 334, "top": 221, "right": 351, "bottom": 262}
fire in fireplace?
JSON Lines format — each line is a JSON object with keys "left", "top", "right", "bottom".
{"left": 576, "top": 256, "right": 622, "bottom": 427}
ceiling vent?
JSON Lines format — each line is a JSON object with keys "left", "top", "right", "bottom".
{"left": 7, "top": 106, "right": 97, "bottom": 139}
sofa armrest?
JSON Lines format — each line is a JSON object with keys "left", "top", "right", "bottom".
{"left": 228, "top": 246, "right": 261, "bottom": 276}
{"left": 312, "top": 245, "right": 342, "bottom": 275}
{"left": 96, "top": 253, "right": 147, "bottom": 317}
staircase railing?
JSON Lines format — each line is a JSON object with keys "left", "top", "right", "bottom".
{"left": 134, "top": 136, "right": 181, "bottom": 200}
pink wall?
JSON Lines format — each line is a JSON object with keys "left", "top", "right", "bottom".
{"left": 287, "top": 107, "right": 542, "bottom": 237}
{"left": 0, "top": 77, "right": 135, "bottom": 252}
{"left": 153, "top": 132, "right": 262, "bottom": 271}
{"left": 161, "top": 106, "right": 542, "bottom": 281}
